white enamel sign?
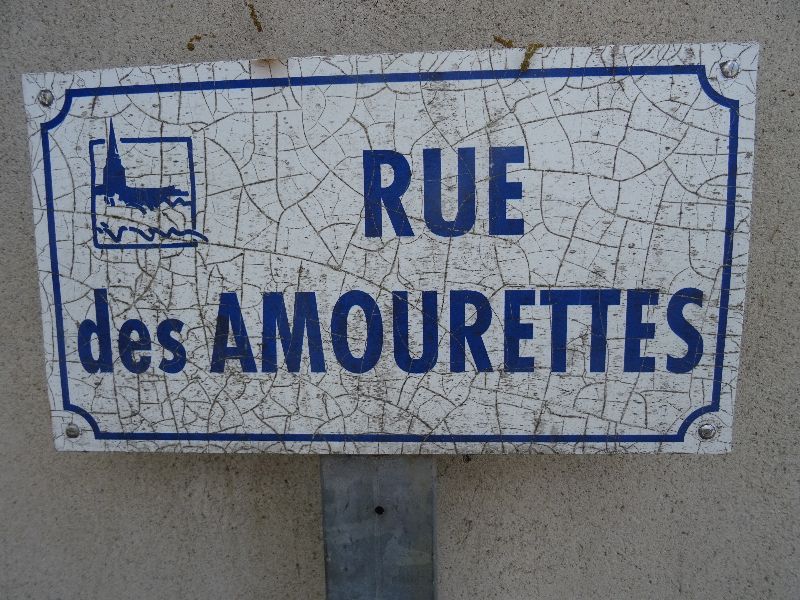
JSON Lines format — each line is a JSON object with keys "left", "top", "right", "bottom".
{"left": 24, "top": 43, "right": 758, "bottom": 453}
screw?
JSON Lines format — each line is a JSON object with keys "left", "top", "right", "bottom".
{"left": 37, "top": 89, "right": 55, "bottom": 107}
{"left": 719, "top": 59, "right": 740, "bottom": 79}
{"left": 65, "top": 423, "right": 80, "bottom": 439}
{"left": 698, "top": 422, "right": 717, "bottom": 440}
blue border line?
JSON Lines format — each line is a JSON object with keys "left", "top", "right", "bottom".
{"left": 40, "top": 64, "right": 739, "bottom": 445}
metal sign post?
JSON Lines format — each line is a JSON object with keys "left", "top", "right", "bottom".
{"left": 321, "top": 457, "right": 436, "bottom": 600}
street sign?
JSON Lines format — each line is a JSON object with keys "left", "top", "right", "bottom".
{"left": 24, "top": 42, "right": 758, "bottom": 453}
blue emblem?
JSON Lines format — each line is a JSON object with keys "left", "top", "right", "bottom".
{"left": 90, "top": 120, "right": 206, "bottom": 248}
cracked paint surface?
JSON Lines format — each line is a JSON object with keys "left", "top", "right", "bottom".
{"left": 23, "top": 43, "right": 759, "bottom": 453}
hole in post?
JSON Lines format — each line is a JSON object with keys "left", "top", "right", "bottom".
{"left": 374, "top": 505, "right": 385, "bottom": 515}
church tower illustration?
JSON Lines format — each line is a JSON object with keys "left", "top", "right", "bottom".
{"left": 99, "top": 119, "right": 189, "bottom": 214}
{"left": 91, "top": 119, "right": 205, "bottom": 248}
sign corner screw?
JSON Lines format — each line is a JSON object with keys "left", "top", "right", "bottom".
{"left": 65, "top": 423, "right": 80, "bottom": 439}
{"left": 37, "top": 89, "right": 54, "bottom": 107}
{"left": 719, "top": 59, "right": 740, "bottom": 78}
{"left": 698, "top": 422, "right": 718, "bottom": 440}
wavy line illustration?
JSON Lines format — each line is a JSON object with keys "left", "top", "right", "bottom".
{"left": 96, "top": 222, "right": 208, "bottom": 244}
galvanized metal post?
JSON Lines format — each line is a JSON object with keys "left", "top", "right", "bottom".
{"left": 320, "top": 456, "right": 437, "bottom": 600}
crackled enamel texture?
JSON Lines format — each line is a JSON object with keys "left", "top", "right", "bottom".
{"left": 23, "top": 43, "right": 759, "bottom": 453}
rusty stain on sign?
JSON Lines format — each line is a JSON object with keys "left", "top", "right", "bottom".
{"left": 520, "top": 43, "right": 543, "bottom": 71}
{"left": 22, "top": 43, "right": 759, "bottom": 454}
{"left": 492, "top": 36, "right": 543, "bottom": 71}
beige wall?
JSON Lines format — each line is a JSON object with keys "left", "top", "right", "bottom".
{"left": 1, "top": 0, "right": 798, "bottom": 597}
